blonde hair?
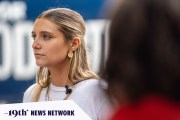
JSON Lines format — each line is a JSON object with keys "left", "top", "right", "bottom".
{"left": 32, "top": 8, "right": 98, "bottom": 101}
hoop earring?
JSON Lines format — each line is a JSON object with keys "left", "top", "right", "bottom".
{"left": 68, "top": 51, "right": 73, "bottom": 58}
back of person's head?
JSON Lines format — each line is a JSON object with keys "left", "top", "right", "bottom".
{"left": 104, "top": 0, "right": 180, "bottom": 103}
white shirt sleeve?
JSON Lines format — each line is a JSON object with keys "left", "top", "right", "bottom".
{"left": 23, "top": 84, "right": 36, "bottom": 102}
{"left": 97, "top": 99, "right": 113, "bottom": 120}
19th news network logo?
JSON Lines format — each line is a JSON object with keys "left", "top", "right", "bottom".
{"left": 4, "top": 109, "right": 75, "bottom": 117}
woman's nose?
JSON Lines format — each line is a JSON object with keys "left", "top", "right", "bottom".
{"left": 32, "top": 39, "right": 41, "bottom": 49}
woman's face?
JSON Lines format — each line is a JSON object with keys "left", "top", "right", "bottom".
{"left": 32, "top": 18, "right": 69, "bottom": 67}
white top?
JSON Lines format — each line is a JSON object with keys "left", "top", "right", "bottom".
{"left": 23, "top": 79, "right": 113, "bottom": 120}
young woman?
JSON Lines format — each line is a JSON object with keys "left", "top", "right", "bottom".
{"left": 23, "top": 8, "right": 112, "bottom": 120}
{"left": 104, "top": 0, "right": 180, "bottom": 119}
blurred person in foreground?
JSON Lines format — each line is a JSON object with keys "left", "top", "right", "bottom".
{"left": 23, "top": 8, "right": 112, "bottom": 120}
{"left": 103, "top": 0, "right": 180, "bottom": 119}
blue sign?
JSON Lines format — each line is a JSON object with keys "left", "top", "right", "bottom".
{"left": 0, "top": 0, "right": 109, "bottom": 103}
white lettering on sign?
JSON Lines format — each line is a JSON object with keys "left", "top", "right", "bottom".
{"left": 0, "top": 23, "right": 12, "bottom": 81}
{"left": 0, "top": 21, "right": 36, "bottom": 81}
{"left": 85, "top": 20, "right": 106, "bottom": 73}
{"left": 13, "top": 21, "right": 36, "bottom": 80}
{"left": 0, "top": 1, "right": 26, "bottom": 22}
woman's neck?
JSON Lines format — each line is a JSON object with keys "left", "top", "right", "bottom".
{"left": 48, "top": 63, "right": 71, "bottom": 87}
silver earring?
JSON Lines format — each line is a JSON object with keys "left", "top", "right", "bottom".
{"left": 68, "top": 51, "right": 73, "bottom": 58}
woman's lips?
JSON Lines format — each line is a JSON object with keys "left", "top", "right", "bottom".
{"left": 34, "top": 53, "right": 45, "bottom": 57}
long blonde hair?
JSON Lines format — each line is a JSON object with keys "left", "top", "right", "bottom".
{"left": 32, "top": 8, "right": 98, "bottom": 101}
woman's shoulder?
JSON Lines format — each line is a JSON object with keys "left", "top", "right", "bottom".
{"left": 76, "top": 79, "right": 108, "bottom": 89}
{"left": 72, "top": 79, "right": 113, "bottom": 120}
{"left": 24, "top": 84, "right": 37, "bottom": 93}
{"left": 74, "top": 79, "right": 108, "bottom": 97}
{"left": 80, "top": 79, "right": 107, "bottom": 87}
{"left": 23, "top": 83, "right": 37, "bottom": 102}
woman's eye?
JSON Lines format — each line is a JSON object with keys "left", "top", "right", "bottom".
{"left": 43, "top": 34, "right": 51, "bottom": 40}
{"left": 31, "top": 35, "right": 36, "bottom": 40}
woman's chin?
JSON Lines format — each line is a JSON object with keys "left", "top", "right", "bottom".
{"left": 36, "top": 62, "right": 46, "bottom": 67}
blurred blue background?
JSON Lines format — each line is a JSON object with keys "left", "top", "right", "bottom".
{"left": 0, "top": 0, "right": 111, "bottom": 104}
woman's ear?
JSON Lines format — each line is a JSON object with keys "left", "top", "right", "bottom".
{"left": 69, "top": 37, "right": 81, "bottom": 51}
